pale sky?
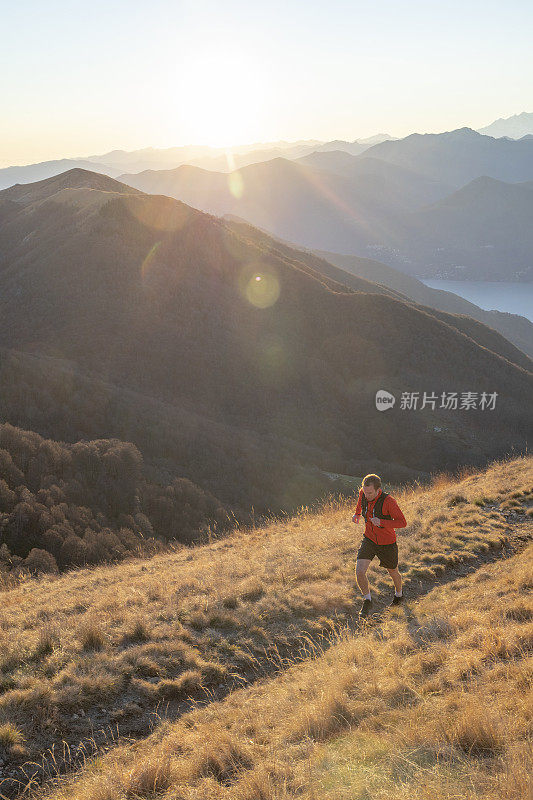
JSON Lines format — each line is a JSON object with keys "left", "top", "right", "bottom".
{"left": 1, "top": 0, "right": 532, "bottom": 167}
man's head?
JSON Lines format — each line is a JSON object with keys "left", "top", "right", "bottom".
{"left": 362, "top": 473, "right": 381, "bottom": 501}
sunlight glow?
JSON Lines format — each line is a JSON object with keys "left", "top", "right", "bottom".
{"left": 228, "top": 171, "right": 244, "bottom": 198}
{"left": 172, "top": 46, "right": 270, "bottom": 148}
{"left": 238, "top": 265, "right": 280, "bottom": 309}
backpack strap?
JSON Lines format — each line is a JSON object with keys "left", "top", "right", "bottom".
{"left": 373, "top": 491, "right": 392, "bottom": 520}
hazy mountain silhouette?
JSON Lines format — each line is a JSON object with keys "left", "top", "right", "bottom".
{"left": 0, "top": 169, "right": 531, "bottom": 497}
{"left": 87, "top": 141, "right": 324, "bottom": 174}
{"left": 399, "top": 176, "right": 533, "bottom": 280}
{"left": 293, "top": 152, "right": 452, "bottom": 203}
{"left": 119, "top": 157, "right": 395, "bottom": 252}
{"left": 0, "top": 158, "right": 122, "bottom": 191}
{"left": 186, "top": 144, "right": 331, "bottom": 173}
{"left": 0, "top": 137, "right": 387, "bottom": 191}
{"left": 119, "top": 155, "right": 447, "bottom": 254}
{"left": 120, "top": 146, "right": 533, "bottom": 280}
{"left": 362, "top": 127, "right": 533, "bottom": 186}
{"left": 312, "top": 140, "right": 369, "bottom": 156}
{"left": 358, "top": 133, "right": 397, "bottom": 144}
{"left": 0, "top": 140, "right": 345, "bottom": 191}
{"left": 0, "top": 143, "right": 322, "bottom": 191}
{"left": 477, "top": 111, "right": 533, "bottom": 139}
{"left": 60, "top": 138, "right": 389, "bottom": 172}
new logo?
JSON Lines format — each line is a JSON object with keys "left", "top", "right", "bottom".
{"left": 375, "top": 390, "right": 396, "bottom": 411}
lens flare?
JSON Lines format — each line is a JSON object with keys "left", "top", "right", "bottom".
{"left": 239, "top": 265, "right": 280, "bottom": 308}
{"left": 228, "top": 171, "right": 244, "bottom": 199}
{"left": 225, "top": 152, "right": 237, "bottom": 171}
{"left": 140, "top": 240, "right": 162, "bottom": 279}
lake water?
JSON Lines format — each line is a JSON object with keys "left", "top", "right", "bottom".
{"left": 420, "top": 280, "right": 533, "bottom": 323}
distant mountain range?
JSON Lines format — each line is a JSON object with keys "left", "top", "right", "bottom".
{"left": 119, "top": 129, "right": 533, "bottom": 281}
{"left": 4, "top": 117, "right": 533, "bottom": 191}
{"left": 86, "top": 141, "right": 322, "bottom": 174}
{"left": 3, "top": 124, "right": 533, "bottom": 287}
{"left": 477, "top": 111, "right": 533, "bottom": 139}
{"left": 363, "top": 127, "right": 533, "bottom": 185}
{"left": 0, "top": 136, "right": 396, "bottom": 190}
{"left": 0, "top": 169, "right": 531, "bottom": 513}
{"left": 294, "top": 151, "right": 454, "bottom": 203}
{"left": 119, "top": 155, "right": 450, "bottom": 252}
{"left": 0, "top": 143, "right": 316, "bottom": 190}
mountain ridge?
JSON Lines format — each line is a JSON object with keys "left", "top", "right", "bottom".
{"left": 478, "top": 110, "right": 533, "bottom": 139}
{"left": 0, "top": 169, "right": 530, "bottom": 500}
{"left": 119, "top": 138, "right": 533, "bottom": 280}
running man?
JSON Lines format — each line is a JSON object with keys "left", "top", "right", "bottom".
{"left": 352, "top": 473, "right": 407, "bottom": 617}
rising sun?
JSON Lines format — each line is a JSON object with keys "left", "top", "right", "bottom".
{"left": 173, "top": 47, "right": 270, "bottom": 149}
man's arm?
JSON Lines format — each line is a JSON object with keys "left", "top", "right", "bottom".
{"left": 352, "top": 490, "right": 363, "bottom": 523}
{"left": 383, "top": 496, "right": 407, "bottom": 528}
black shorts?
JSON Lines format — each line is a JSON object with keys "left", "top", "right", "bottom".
{"left": 357, "top": 536, "right": 398, "bottom": 569}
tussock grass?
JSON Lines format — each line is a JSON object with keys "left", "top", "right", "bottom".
{"left": 190, "top": 731, "right": 255, "bottom": 784}
{"left": 77, "top": 621, "right": 107, "bottom": 652}
{"left": 121, "top": 618, "right": 151, "bottom": 644}
{"left": 33, "top": 626, "right": 61, "bottom": 661}
{"left": 123, "top": 756, "right": 177, "bottom": 798}
{"left": 0, "top": 721, "right": 24, "bottom": 747}
{"left": 155, "top": 670, "right": 205, "bottom": 700}
{"left": 28, "top": 537, "right": 533, "bottom": 800}
{"left": 0, "top": 454, "right": 530, "bottom": 793}
{"left": 442, "top": 705, "right": 506, "bottom": 757}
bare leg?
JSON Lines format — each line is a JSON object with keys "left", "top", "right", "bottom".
{"left": 356, "top": 559, "right": 372, "bottom": 596}
{"left": 387, "top": 567, "right": 402, "bottom": 594}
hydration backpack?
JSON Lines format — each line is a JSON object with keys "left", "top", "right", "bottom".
{"left": 361, "top": 491, "right": 393, "bottom": 521}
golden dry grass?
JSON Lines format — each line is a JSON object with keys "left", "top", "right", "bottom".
{"left": 29, "top": 536, "right": 532, "bottom": 800}
{"left": 0, "top": 454, "right": 531, "bottom": 797}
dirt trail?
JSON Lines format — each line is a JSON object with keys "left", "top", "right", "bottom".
{"left": 359, "top": 507, "right": 532, "bottom": 620}
{"left": 2, "top": 509, "right": 532, "bottom": 799}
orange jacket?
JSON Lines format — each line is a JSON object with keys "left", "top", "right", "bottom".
{"left": 354, "top": 488, "right": 407, "bottom": 545}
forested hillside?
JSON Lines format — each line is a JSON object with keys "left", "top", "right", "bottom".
{"left": 0, "top": 422, "right": 230, "bottom": 576}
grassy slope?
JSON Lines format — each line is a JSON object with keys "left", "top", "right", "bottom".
{"left": 47, "top": 540, "right": 532, "bottom": 800}
{"left": 0, "top": 456, "right": 531, "bottom": 798}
